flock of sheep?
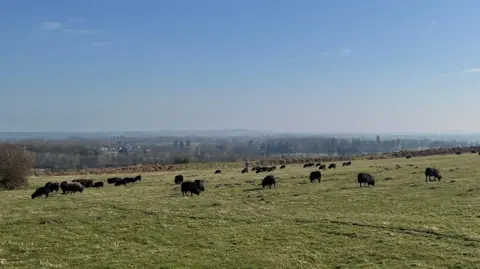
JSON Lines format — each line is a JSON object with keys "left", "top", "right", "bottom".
{"left": 31, "top": 159, "right": 443, "bottom": 199}
{"left": 31, "top": 175, "right": 142, "bottom": 199}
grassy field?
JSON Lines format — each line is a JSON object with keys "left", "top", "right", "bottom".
{"left": 1, "top": 155, "right": 480, "bottom": 269}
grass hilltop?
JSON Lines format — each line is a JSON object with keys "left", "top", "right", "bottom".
{"left": 1, "top": 154, "right": 480, "bottom": 268}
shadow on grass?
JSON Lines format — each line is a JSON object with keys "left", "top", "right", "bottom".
{"left": 242, "top": 187, "right": 263, "bottom": 192}
{"left": 339, "top": 186, "right": 360, "bottom": 190}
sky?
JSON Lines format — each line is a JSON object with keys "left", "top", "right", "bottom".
{"left": 1, "top": 0, "right": 480, "bottom": 133}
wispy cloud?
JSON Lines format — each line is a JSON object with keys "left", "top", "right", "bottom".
{"left": 323, "top": 51, "right": 331, "bottom": 56}
{"left": 463, "top": 68, "right": 480, "bottom": 73}
{"left": 339, "top": 48, "right": 351, "bottom": 56}
{"left": 38, "top": 21, "right": 64, "bottom": 31}
{"left": 63, "top": 28, "right": 97, "bottom": 35}
{"left": 431, "top": 20, "right": 437, "bottom": 25}
{"left": 91, "top": 41, "right": 108, "bottom": 47}
{"left": 37, "top": 20, "right": 97, "bottom": 35}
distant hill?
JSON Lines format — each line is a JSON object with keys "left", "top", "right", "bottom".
{"left": 0, "top": 130, "right": 480, "bottom": 141}
{"left": 0, "top": 129, "right": 276, "bottom": 140}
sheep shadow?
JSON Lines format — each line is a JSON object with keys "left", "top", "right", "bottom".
{"left": 339, "top": 186, "right": 359, "bottom": 190}
{"left": 242, "top": 187, "right": 264, "bottom": 192}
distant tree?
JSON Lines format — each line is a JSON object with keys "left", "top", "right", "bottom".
{"left": 0, "top": 144, "right": 34, "bottom": 190}
{"left": 376, "top": 135, "right": 381, "bottom": 144}
{"left": 186, "top": 140, "right": 191, "bottom": 147}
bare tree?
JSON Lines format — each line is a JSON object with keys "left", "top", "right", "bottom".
{"left": 0, "top": 143, "right": 34, "bottom": 190}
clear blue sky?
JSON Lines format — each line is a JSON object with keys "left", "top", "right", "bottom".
{"left": 1, "top": 0, "right": 480, "bottom": 133}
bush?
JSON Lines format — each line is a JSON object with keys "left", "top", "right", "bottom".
{"left": 0, "top": 143, "right": 34, "bottom": 190}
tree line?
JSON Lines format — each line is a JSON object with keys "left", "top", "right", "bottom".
{"left": 15, "top": 135, "right": 475, "bottom": 171}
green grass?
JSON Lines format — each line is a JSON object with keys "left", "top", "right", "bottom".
{"left": 1, "top": 154, "right": 480, "bottom": 269}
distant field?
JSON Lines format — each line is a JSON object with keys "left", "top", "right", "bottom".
{"left": 1, "top": 155, "right": 480, "bottom": 268}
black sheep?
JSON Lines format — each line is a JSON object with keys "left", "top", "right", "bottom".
{"left": 60, "top": 182, "right": 84, "bottom": 194}
{"left": 123, "top": 177, "right": 135, "bottom": 184}
{"left": 73, "top": 179, "right": 94, "bottom": 188}
{"left": 45, "top": 182, "right": 59, "bottom": 193}
{"left": 31, "top": 186, "right": 50, "bottom": 199}
{"left": 107, "top": 177, "right": 120, "bottom": 184}
{"left": 256, "top": 167, "right": 268, "bottom": 173}
{"left": 262, "top": 175, "right": 276, "bottom": 188}
{"left": 357, "top": 173, "right": 375, "bottom": 187}
{"left": 181, "top": 181, "right": 201, "bottom": 196}
{"left": 115, "top": 179, "right": 127, "bottom": 186}
{"left": 309, "top": 171, "right": 321, "bottom": 183}
{"left": 425, "top": 168, "right": 442, "bottom": 182}
{"left": 174, "top": 175, "right": 184, "bottom": 184}
{"left": 93, "top": 182, "right": 104, "bottom": 188}
{"left": 194, "top": 180, "right": 205, "bottom": 192}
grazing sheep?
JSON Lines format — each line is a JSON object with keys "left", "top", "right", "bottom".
{"left": 114, "top": 179, "right": 127, "bottom": 186}
{"left": 406, "top": 156, "right": 412, "bottom": 159}
{"left": 194, "top": 179, "right": 205, "bottom": 192}
{"left": 262, "top": 175, "right": 276, "bottom": 188}
{"left": 60, "top": 182, "right": 84, "bottom": 194}
{"left": 309, "top": 171, "right": 322, "bottom": 183}
{"left": 256, "top": 167, "right": 268, "bottom": 173}
{"left": 93, "top": 182, "right": 104, "bottom": 188}
{"left": 133, "top": 175, "right": 142, "bottom": 183}
{"left": 346, "top": 161, "right": 352, "bottom": 166}
{"left": 123, "top": 177, "right": 135, "bottom": 184}
{"left": 241, "top": 168, "right": 248, "bottom": 174}
{"left": 425, "top": 168, "right": 442, "bottom": 182}
{"left": 31, "top": 186, "right": 50, "bottom": 199}
{"left": 319, "top": 164, "right": 326, "bottom": 170}
{"left": 174, "top": 175, "right": 184, "bottom": 184}
{"left": 73, "top": 179, "right": 93, "bottom": 188}
{"left": 215, "top": 169, "right": 221, "bottom": 174}
{"left": 181, "top": 181, "right": 201, "bottom": 196}
{"left": 280, "top": 165, "right": 286, "bottom": 169}
{"left": 328, "top": 163, "right": 337, "bottom": 169}
{"left": 107, "top": 177, "right": 120, "bottom": 184}
{"left": 357, "top": 173, "right": 375, "bottom": 187}
{"left": 45, "top": 182, "right": 59, "bottom": 193}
